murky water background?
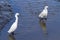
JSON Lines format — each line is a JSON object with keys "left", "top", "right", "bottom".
{"left": 0, "top": 0, "right": 60, "bottom": 40}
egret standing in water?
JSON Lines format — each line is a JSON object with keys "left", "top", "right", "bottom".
{"left": 39, "top": 6, "right": 48, "bottom": 20}
{"left": 8, "top": 13, "right": 19, "bottom": 35}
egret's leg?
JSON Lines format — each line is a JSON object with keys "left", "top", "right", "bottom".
{"left": 11, "top": 32, "right": 14, "bottom": 35}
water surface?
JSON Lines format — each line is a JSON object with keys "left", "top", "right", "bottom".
{"left": 0, "top": 0, "right": 60, "bottom": 40}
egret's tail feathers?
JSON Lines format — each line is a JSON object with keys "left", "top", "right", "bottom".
{"left": 8, "top": 31, "right": 10, "bottom": 33}
{"left": 39, "top": 15, "right": 43, "bottom": 18}
{"left": 8, "top": 29, "right": 14, "bottom": 34}
{"left": 8, "top": 30, "right": 12, "bottom": 34}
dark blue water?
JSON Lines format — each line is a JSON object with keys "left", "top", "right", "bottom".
{"left": 0, "top": 0, "right": 60, "bottom": 40}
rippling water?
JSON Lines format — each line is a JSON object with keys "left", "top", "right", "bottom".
{"left": 0, "top": 0, "right": 60, "bottom": 40}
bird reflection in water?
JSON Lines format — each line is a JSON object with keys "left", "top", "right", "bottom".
{"left": 39, "top": 19, "right": 47, "bottom": 34}
{"left": 39, "top": 19, "right": 48, "bottom": 40}
{"left": 8, "top": 33, "right": 16, "bottom": 40}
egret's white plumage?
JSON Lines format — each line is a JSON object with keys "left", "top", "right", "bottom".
{"left": 8, "top": 13, "right": 19, "bottom": 34}
{"left": 39, "top": 6, "right": 48, "bottom": 18}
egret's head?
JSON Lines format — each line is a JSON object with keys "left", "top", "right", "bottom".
{"left": 15, "top": 13, "right": 19, "bottom": 16}
{"left": 15, "top": 13, "right": 19, "bottom": 17}
{"left": 45, "top": 6, "right": 48, "bottom": 9}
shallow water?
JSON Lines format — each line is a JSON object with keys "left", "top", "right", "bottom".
{"left": 0, "top": 0, "right": 60, "bottom": 40}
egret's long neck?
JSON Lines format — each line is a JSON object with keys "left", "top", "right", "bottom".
{"left": 44, "top": 8, "right": 48, "bottom": 13}
{"left": 15, "top": 15, "right": 18, "bottom": 23}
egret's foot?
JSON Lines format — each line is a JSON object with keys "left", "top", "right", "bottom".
{"left": 40, "top": 18, "right": 44, "bottom": 20}
{"left": 40, "top": 18, "right": 47, "bottom": 20}
{"left": 11, "top": 32, "right": 14, "bottom": 35}
{"left": 10, "top": 32, "right": 20, "bottom": 35}
{"left": 44, "top": 18, "right": 47, "bottom": 20}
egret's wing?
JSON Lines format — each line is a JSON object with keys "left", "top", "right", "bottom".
{"left": 8, "top": 22, "right": 17, "bottom": 33}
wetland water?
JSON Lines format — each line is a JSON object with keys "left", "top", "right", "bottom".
{"left": 0, "top": 0, "right": 60, "bottom": 40}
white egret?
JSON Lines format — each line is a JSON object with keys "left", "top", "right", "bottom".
{"left": 39, "top": 6, "right": 48, "bottom": 20}
{"left": 8, "top": 13, "right": 19, "bottom": 34}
